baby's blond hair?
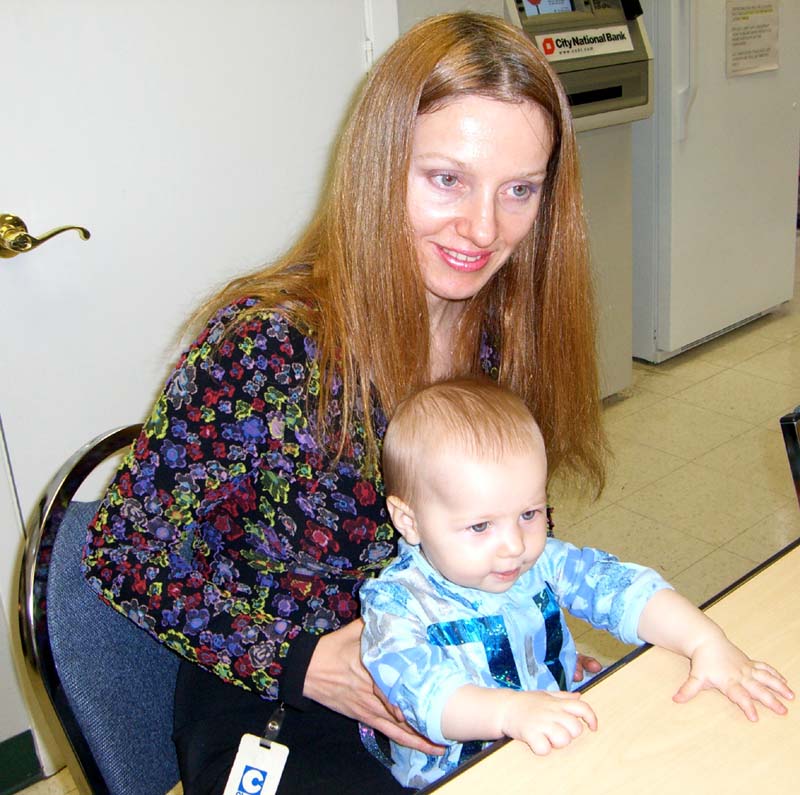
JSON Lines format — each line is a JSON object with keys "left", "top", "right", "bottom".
{"left": 383, "top": 378, "right": 544, "bottom": 504}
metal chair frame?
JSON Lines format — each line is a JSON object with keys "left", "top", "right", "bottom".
{"left": 18, "top": 424, "right": 143, "bottom": 794}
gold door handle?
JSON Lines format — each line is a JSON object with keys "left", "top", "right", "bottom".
{"left": 0, "top": 213, "right": 90, "bottom": 258}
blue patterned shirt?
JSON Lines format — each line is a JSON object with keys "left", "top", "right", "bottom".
{"left": 360, "top": 538, "right": 672, "bottom": 788}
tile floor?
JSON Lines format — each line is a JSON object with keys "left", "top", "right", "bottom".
{"left": 14, "top": 769, "right": 181, "bottom": 795}
{"left": 11, "top": 771, "right": 77, "bottom": 795}
{"left": 554, "top": 234, "right": 800, "bottom": 666}
{"left": 19, "top": 235, "right": 800, "bottom": 795}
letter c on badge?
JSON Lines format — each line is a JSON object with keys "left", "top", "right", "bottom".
{"left": 239, "top": 765, "right": 267, "bottom": 795}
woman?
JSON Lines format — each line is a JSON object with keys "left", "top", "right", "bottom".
{"left": 83, "top": 11, "right": 606, "bottom": 794}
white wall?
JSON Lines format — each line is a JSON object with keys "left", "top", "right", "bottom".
{"left": 1, "top": 0, "right": 400, "bottom": 774}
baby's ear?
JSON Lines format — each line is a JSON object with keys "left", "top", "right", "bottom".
{"left": 386, "top": 496, "right": 420, "bottom": 545}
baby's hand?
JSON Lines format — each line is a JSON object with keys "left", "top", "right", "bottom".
{"left": 674, "top": 635, "right": 794, "bottom": 721}
{"left": 499, "top": 690, "right": 597, "bottom": 756}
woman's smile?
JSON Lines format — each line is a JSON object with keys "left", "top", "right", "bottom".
{"left": 434, "top": 243, "right": 494, "bottom": 272}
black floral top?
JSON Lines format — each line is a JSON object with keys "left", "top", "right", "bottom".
{"left": 83, "top": 298, "right": 501, "bottom": 704}
{"left": 83, "top": 299, "right": 400, "bottom": 703}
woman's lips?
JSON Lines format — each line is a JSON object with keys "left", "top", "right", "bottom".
{"left": 435, "top": 243, "right": 493, "bottom": 272}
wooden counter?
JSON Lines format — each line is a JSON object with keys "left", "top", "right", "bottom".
{"left": 426, "top": 541, "right": 800, "bottom": 795}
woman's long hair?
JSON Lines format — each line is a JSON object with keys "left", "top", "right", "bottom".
{"left": 191, "top": 12, "right": 606, "bottom": 491}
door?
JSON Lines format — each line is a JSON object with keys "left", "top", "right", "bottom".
{"left": 1, "top": 0, "right": 398, "bottom": 771}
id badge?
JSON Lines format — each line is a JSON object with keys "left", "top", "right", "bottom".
{"left": 222, "top": 733, "right": 289, "bottom": 795}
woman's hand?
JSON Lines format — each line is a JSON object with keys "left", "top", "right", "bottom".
{"left": 573, "top": 653, "right": 602, "bottom": 683}
{"left": 303, "top": 619, "right": 445, "bottom": 755}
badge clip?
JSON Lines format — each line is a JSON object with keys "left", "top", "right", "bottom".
{"left": 260, "top": 702, "right": 286, "bottom": 749}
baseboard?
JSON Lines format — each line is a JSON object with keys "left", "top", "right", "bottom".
{"left": 0, "top": 731, "right": 43, "bottom": 795}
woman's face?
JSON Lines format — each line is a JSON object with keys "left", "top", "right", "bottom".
{"left": 406, "top": 95, "right": 552, "bottom": 317}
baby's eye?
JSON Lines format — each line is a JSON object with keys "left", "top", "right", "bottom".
{"left": 433, "top": 173, "right": 459, "bottom": 188}
{"left": 520, "top": 510, "right": 538, "bottom": 521}
{"left": 469, "top": 522, "right": 489, "bottom": 533}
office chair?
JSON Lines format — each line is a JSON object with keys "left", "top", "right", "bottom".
{"left": 18, "top": 424, "right": 182, "bottom": 795}
{"left": 780, "top": 405, "right": 800, "bottom": 508}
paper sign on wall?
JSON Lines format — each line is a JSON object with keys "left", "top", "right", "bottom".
{"left": 726, "top": 0, "right": 779, "bottom": 77}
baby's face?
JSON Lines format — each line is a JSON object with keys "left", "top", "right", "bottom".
{"left": 411, "top": 445, "right": 548, "bottom": 593}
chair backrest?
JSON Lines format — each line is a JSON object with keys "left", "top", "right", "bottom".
{"left": 780, "top": 405, "right": 800, "bottom": 509}
{"left": 18, "top": 425, "right": 181, "bottom": 795}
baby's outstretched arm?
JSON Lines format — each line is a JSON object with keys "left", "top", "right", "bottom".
{"left": 441, "top": 685, "right": 597, "bottom": 756}
{"left": 637, "top": 588, "right": 794, "bottom": 720}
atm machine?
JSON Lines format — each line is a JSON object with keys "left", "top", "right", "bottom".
{"left": 513, "top": 0, "right": 650, "bottom": 130}
{"left": 396, "top": 0, "right": 652, "bottom": 396}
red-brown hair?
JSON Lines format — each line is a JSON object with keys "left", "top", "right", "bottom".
{"left": 192, "top": 12, "right": 606, "bottom": 491}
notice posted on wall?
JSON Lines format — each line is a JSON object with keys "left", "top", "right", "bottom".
{"left": 726, "top": 0, "right": 779, "bottom": 77}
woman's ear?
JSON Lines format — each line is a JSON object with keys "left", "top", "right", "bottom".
{"left": 386, "top": 496, "right": 421, "bottom": 545}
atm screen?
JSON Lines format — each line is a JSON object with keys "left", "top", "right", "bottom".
{"left": 521, "top": 0, "right": 574, "bottom": 14}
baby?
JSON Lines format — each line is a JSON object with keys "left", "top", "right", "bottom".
{"left": 360, "top": 378, "right": 793, "bottom": 789}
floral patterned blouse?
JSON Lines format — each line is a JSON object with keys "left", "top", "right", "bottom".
{"left": 83, "top": 299, "right": 404, "bottom": 704}
{"left": 83, "top": 297, "right": 503, "bottom": 704}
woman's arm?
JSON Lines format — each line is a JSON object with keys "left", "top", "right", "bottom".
{"left": 305, "top": 619, "right": 444, "bottom": 754}
{"left": 637, "top": 588, "right": 794, "bottom": 720}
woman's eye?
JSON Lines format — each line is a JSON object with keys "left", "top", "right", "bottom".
{"left": 510, "top": 183, "right": 532, "bottom": 199}
{"left": 469, "top": 522, "right": 489, "bottom": 533}
{"left": 433, "top": 173, "right": 459, "bottom": 188}
{"left": 521, "top": 510, "right": 538, "bottom": 521}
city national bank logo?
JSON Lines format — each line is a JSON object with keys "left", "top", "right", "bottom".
{"left": 237, "top": 765, "right": 268, "bottom": 795}
{"left": 535, "top": 25, "right": 633, "bottom": 61}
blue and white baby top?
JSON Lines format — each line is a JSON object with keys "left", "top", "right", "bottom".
{"left": 360, "top": 538, "right": 672, "bottom": 788}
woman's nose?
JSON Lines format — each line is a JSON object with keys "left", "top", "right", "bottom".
{"left": 455, "top": 190, "right": 497, "bottom": 248}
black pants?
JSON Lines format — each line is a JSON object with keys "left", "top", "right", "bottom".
{"left": 173, "top": 661, "right": 412, "bottom": 795}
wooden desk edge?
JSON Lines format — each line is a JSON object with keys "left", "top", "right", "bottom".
{"left": 420, "top": 535, "right": 800, "bottom": 794}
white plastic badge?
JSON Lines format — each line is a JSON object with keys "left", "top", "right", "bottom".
{"left": 222, "top": 733, "right": 289, "bottom": 795}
